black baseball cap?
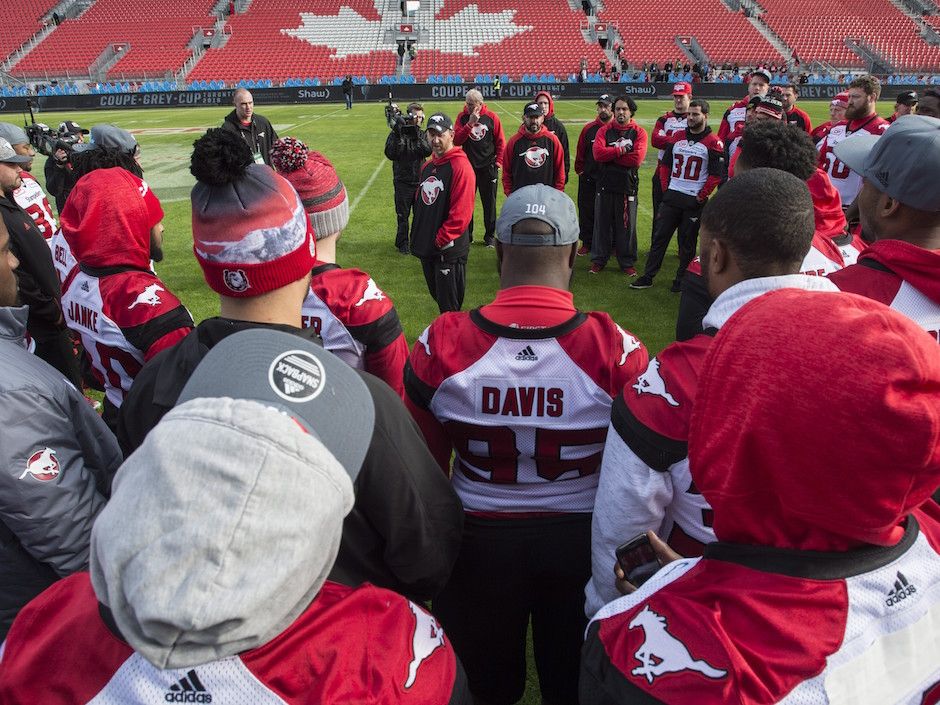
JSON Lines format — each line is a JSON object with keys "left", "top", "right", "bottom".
{"left": 895, "top": 91, "right": 918, "bottom": 106}
{"left": 523, "top": 102, "right": 543, "bottom": 117}
{"left": 426, "top": 113, "right": 453, "bottom": 134}
{"left": 596, "top": 94, "right": 613, "bottom": 106}
{"left": 58, "top": 120, "right": 89, "bottom": 136}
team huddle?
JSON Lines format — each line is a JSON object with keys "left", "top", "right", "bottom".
{"left": 0, "top": 76, "right": 938, "bottom": 704}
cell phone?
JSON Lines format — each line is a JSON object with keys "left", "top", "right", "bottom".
{"left": 615, "top": 534, "right": 661, "bottom": 587}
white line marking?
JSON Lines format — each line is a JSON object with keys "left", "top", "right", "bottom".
{"left": 287, "top": 106, "right": 346, "bottom": 132}
{"left": 349, "top": 158, "right": 386, "bottom": 215}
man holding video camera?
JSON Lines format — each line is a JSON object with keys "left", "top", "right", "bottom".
{"left": 42, "top": 121, "right": 87, "bottom": 213}
{"left": 384, "top": 102, "right": 431, "bottom": 254}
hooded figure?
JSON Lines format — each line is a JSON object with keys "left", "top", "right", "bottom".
{"left": 59, "top": 167, "right": 193, "bottom": 429}
{"left": 581, "top": 288, "right": 940, "bottom": 704}
{"left": 535, "top": 90, "right": 570, "bottom": 181}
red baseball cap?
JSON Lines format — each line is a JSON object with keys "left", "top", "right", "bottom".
{"left": 831, "top": 92, "right": 849, "bottom": 107}
{"left": 672, "top": 82, "right": 692, "bottom": 96}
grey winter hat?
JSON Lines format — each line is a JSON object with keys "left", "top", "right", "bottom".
{"left": 496, "top": 184, "right": 579, "bottom": 246}
{"left": 0, "top": 137, "right": 30, "bottom": 164}
{"left": 90, "top": 397, "right": 355, "bottom": 669}
{"left": 72, "top": 123, "right": 139, "bottom": 155}
{"left": 833, "top": 115, "right": 940, "bottom": 212}
{"left": 178, "top": 328, "right": 374, "bottom": 481}
{"left": 0, "top": 122, "right": 29, "bottom": 146}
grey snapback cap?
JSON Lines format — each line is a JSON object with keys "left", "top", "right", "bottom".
{"left": 73, "top": 123, "right": 139, "bottom": 154}
{"left": 834, "top": 115, "right": 940, "bottom": 212}
{"left": 496, "top": 184, "right": 579, "bottom": 246}
{"left": 178, "top": 328, "right": 375, "bottom": 481}
{"left": 0, "top": 123, "right": 29, "bottom": 146}
{"left": 0, "top": 137, "right": 31, "bottom": 164}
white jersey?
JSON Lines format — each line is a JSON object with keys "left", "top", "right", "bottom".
{"left": 818, "top": 117, "right": 889, "bottom": 206}
{"left": 48, "top": 228, "right": 78, "bottom": 287}
{"left": 13, "top": 172, "right": 57, "bottom": 241}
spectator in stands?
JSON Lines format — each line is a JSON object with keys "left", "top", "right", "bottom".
{"left": 632, "top": 99, "right": 722, "bottom": 292}
{"left": 493, "top": 75, "right": 501, "bottom": 99}
{"left": 397, "top": 41, "right": 406, "bottom": 66}
{"left": 535, "top": 91, "right": 570, "bottom": 183}
{"left": 384, "top": 102, "right": 431, "bottom": 254}
{"left": 342, "top": 75, "right": 353, "bottom": 109}
{"left": 271, "top": 136, "right": 409, "bottom": 396}
{"left": 0, "top": 123, "right": 57, "bottom": 242}
{"left": 502, "top": 103, "right": 565, "bottom": 196}
{"left": 817, "top": 75, "right": 889, "bottom": 208}
{"left": 582, "top": 285, "right": 940, "bottom": 704}
{"left": 590, "top": 95, "right": 648, "bottom": 276}
{"left": 919, "top": 88, "right": 940, "bottom": 119}
{"left": 221, "top": 88, "right": 278, "bottom": 166}
{"left": 780, "top": 82, "right": 812, "bottom": 134}
{"left": 888, "top": 91, "right": 918, "bottom": 123}
{"left": 44, "top": 120, "right": 87, "bottom": 213}
{"left": 829, "top": 115, "right": 940, "bottom": 341}
{"left": 0, "top": 212, "right": 122, "bottom": 641}
{"left": 405, "top": 184, "right": 647, "bottom": 705}
{"left": 0, "top": 138, "right": 79, "bottom": 386}
{"left": 454, "top": 89, "right": 504, "bottom": 247}
{"left": 119, "top": 129, "right": 463, "bottom": 602}
{"left": 574, "top": 94, "right": 613, "bottom": 257}
{"left": 0, "top": 332, "right": 469, "bottom": 703}
{"left": 811, "top": 91, "right": 848, "bottom": 145}
{"left": 717, "top": 67, "right": 770, "bottom": 142}
{"left": 587, "top": 168, "right": 823, "bottom": 616}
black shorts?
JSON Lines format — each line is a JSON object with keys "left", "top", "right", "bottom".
{"left": 433, "top": 513, "right": 591, "bottom": 705}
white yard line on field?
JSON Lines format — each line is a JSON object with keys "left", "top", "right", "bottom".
{"left": 287, "top": 106, "right": 347, "bottom": 132}
{"left": 349, "top": 158, "right": 386, "bottom": 215}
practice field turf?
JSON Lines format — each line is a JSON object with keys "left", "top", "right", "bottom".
{"left": 3, "top": 96, "right": 889, "bottom": 703}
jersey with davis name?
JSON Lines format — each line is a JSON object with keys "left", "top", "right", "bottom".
{"left": 12, "top": 172, "right": 57, "bottom": 242}
{"left": 817, "top": 115, "right": 890, "bottom": 206}
{"left": 61, "top": 266, "right": 193, "bottom": 409}
{"left": 405, "top": 309, "right": 647, "bottom": 514}
{"left": 0, "top": 574, "right": 463, "bottom": 705}
{"left": 301, "top": 263, "right": 409, "bottom": 396}
{"left": 662, "top": 130, "right": 724, "bottom": 198}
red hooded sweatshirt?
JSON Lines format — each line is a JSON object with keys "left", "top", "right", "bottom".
{"left": 502, "top": 124, "right": 565, "bottom": 195}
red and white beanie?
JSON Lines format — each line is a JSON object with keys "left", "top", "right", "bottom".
{"left": 190, "top": 129, "right": 316, "bottom": 297}
{"left": 270, "top": 137, "right": 349, "bottom": 241}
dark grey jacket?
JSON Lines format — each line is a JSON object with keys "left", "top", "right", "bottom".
{"left": 220, "top": 110, "right": 278, "bottom": 166}
{"left": 0, "top": 305, "right": 122, "bottom": 638}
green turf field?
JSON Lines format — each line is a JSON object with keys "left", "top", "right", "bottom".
{"left": 4, "top": 96, "right": 888, "bottom": 704}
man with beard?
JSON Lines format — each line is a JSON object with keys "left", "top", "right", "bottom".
{"left": 574, "top": 94, "right": 613, "bottom": 256}
{"left": 454, "top": 89, "right": 505, "bottom": 247}
{"left": 717, "top": 68, "right": 770, "bottom": 142}
{"left": 649, "top": 83, "right": 691, "bottom": 244}
{"left": 220, "top": 88, "right": 277, "bottom": 166}
{"left": 780, "top": 82, "right": 812, "bottom": 134}
{"left": 817, "top": 75, "right": 889, "bottom": 208}
{"left": 502, "top": 103, "right": 565, "bottom": 195}
{"left": 590, "top": 95, "right": 648, "bottom": 275}
{"left": 632, "top": 100, "right": 722, "bottom": 292}
{"left": 918, "top": 88, "right": 940, "bottom": 118}
{"left": 0, "top": 123, "right": 57, "bottom": 242}
{"left": 811, "top": 92, "right": 848, "bottom": 145}
{"left": 535, "top": 91, "right": 570, "bottom": 183}
{"left": 887, "top": 91, "right": 917, "bottom": 123}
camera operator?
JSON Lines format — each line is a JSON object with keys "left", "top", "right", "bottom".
{"left": 384, "top": 102, "right": 431, "bottom": 254}
{"left": 43, "top": 121, "right": 87, "bottom": 213}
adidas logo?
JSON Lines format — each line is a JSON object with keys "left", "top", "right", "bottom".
{"left": 515, "top": 345, "right": 538, "bottom": 361}
{"left": 80, "top": 281, "right": 90, "bottom": 292}
{"left": 165, "top": 669, "right": 212, "bottom": 702}
{"left": 885, "top": 571, "right": 917, "bottom": 607}
{"left": 282, "top": 378, "right": 305, "bottom": 395}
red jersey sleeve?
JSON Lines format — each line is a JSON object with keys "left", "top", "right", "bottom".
{"left": 491, "top": 110, "right": 505, "bottom": 166}
{"left": 452, "top": 111, "right": 471, "bottom": 146}
{"left": 621, "top": 124, "right": 648, "bottom": 168}
{"left": 435, "top": 155, "right": 475, "bottom": 247}
{"left": 501, "top": 135, "right": 516, "bottom": 195}
{"left": 574, "top": 123, "right": 591, "bottom": 175}
{"left": 592, "top": 124, "right": 620, "bottom": 163}
{"left": 650, "top": 114, "right": 671, "bottom": 149}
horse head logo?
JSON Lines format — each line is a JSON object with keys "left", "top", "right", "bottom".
{"left": 628, "top": 606, "right": 727, "bottom": 684}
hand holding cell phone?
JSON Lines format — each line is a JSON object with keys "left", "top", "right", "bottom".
{"left": 614, "top": 531, "right": 682, "bottom": 595}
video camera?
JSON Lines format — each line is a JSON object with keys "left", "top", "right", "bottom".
{"left": 22, "top": 99, "right": 80, "bottom": 160}
{"left": 385, "top": 98, "right": 419, "bottom": 132}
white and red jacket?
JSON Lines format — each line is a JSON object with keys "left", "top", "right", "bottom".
{"left": 405, "top": 286, "right": 647, "bottom": 515}
{"left": 12, "top": 172, "right": 56, "bottom": 242}
{"left": 829, "top": 239, "right": 940, "bottom": 343}
{"left": 717, "top": 95, "right": 750, "bottom": 143}
{"left": 453, "top": 103, "right": 505, "bottom": 170}
{"left": 587, "top": 275, "right": 839, "bottom": 615}
{"left": 302, "top": 261, "right": 409, "bottom": 397}
{"left": 651, "top": 111, "right": 688, "bottom": 182}
{"left": 817, "top": 113, "right": 890, "bottom": 205}
{"left": 0, "top": 574, "right": 468, "bottom": 704}
{"left": 659, "top": 128, "right": 723, "bottom": 201}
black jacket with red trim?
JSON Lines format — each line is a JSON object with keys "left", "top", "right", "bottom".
{"left": 410, "top": 148, "right": 476, "bottom": 258}
{"left": 502, "top": 125, "right": 565, "bottom": 195}
{"left": 453, "top": 104, "right": 505, "bottom": 169}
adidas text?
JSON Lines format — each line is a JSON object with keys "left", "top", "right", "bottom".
{"left": 885, "top": 572, "right": 917, "bottom": 607}
{"left": 515, "top": 345, "right": 538, "bottom": 361}
{"left": 165, "top": 694, "right": 211, "bottom": 703}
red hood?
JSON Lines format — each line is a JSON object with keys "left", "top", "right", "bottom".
{"left": 433, "top": 146, "right": 470, "bottom": 167}
{"left": 689, "top": 288, "right": 940, "bottom": 552}
{"left": 534, "top": 91, "right": 555, "bottom": 117}
{"left": 806, "top": 168, "right": 846, "bottom": 240}
{"left": 861, "top": 239, "right": 940, "bottom": 306}
{"left": 516, "top": 124, "right": 551, "bottom": 140}
{"left": 60, "top": 168, "right": 162, "bottom": 270}
{"left": 607, "top": 119, "right": 641, "bottom": 133}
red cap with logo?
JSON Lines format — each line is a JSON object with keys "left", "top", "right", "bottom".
{"left": 672, "top": 82, "right": 692, "bottom": 96}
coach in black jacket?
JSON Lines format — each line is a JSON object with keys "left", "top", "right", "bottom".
{"left": 384, "top": 102, "right": 431, "bottom": 253}
{"left": 221, "top": 88, "right": 278, "bottom": 166}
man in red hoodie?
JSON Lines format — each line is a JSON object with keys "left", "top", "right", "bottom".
{"left": 829, "top": 115, "right": 940, "bottom": 342}
{"left": 411, "top": 113, "right": 476, "bottom": 312}
{"left": 502, "top": 103, "right": 565, "bottom": 196}
{"left": 454, "top": 89, "right": 504, "bottom": 247}
{"left": 590, "top": 95, "right": 648, "bottom": 275}
{"left": 59, "top": 169, "right": 193, "bottom": 430}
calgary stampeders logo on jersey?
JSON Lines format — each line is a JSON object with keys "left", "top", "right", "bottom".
{"left": 613, "top": 137, "right": 634, "bottom": 151}
{"left": 20, "top": 447, "right": 60, "bottom": 482}
{"left": 469, "top": 122, "right": 489, "bottom": 141}
{"left": 420, "top": 175, "right": 445, "bottom": 205}
{"left": 523, "top": 146, "right": 549, "bottom": 168}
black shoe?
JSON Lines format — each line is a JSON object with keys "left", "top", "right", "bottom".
{"left": 630, "top": 275, "right": 654, "bottom": 290}
{"left": 397, "top": 245, "right": 409, "bottom": 255}
{"left": 483, "top": 235, "right": 495, "bottom": 248}
{"left": 670, "top": 278, "right": 683, "bottom": 293}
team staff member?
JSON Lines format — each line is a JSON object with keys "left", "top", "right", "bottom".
{"left": 590, "top": 95, "right": 648, "bottom": 275}
{"left": 717, "top": 68, "right": 771, "bottom": 142}
{"left": 918, "top": 88, "right": 940, "bottom": 118}
{"left": 887, "top": 91, "right": 917, "bottom": 123}
{"left": 535, "top": 91, "right": 570, "bottom": 182}
{"left": 410, "top": 113, "right": 476, "bottom": 312}
{"left": 574, "top": 94, "right": 613, "bottom": 255}
{"left": 780, "top": 82, "right": 812, "bottom": 134}
{"left": 502, "top": 103, "right": 565, "bottom": 195}
{"left": 405, "top": 185, "right": 647, "bottom": 705}
{"left": 632, "top": 99, "right": 723, "bottom": 292}
{"left": 385, "top": 102, "right": 432, "bottom": 254}
{"left": 221, "top": 88, "right": 278, "bottom": 166}
{"left": 454, "top": 89, "right": 504, "bottom": 247}
{"left": 650, "top": 83, "right": 691, "bottom": 237}
{"left": 44, "top": 121, "right": 87, "bottom": 213}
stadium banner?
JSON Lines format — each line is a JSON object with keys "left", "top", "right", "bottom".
{"left": 0, "top": 82, "right": 917, "bottom": 113}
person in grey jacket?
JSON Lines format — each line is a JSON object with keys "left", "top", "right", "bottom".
{"left": 0, "top": 217, "right": 122, "bottom": 638}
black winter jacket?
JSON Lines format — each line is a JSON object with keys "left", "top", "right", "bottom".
{"left": 220, "top": 110, "right": 278, "bottom": 166}
{"left": 384, "top": 126, "right": 432, "bottom": 184}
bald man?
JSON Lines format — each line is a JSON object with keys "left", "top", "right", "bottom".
{"left": 221, "top": 89, "right": 278, "bottom": 166}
